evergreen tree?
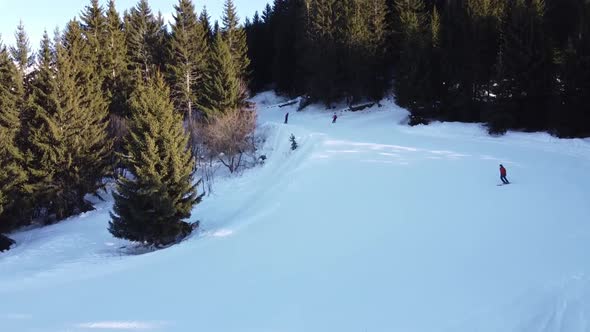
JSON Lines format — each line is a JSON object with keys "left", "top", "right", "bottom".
{"left": 167, "top": 0, "right": 208, "bottom": 120}
{"left": 28, "top": 32, "right": 55, "bottom": 119}
{"left": 0, "top": 43, "right": 20, "bottom": 144}
{"left": 213, "top": 20, "right": 220, "bottom": 37}
{"left": 245, "top": 10, "right": 269, "bottom": 92}
{"left": 104, "top": 0, "right": 130, "bottom": 117}
{"left": 392, "top": 0, "right": 432, "bottom": 110}
{"left": 25, "top": 31, "right": 56, "bottom": 212}
{"left": 428, "top": 6, "right": 444, "bottom": 110}
{"left": 221, "top": 0, "right": 250, "bottom": 79}
{"left": 496, "top": 0, "right": 554, "bottom": 129}
{"left": 199, "top": 6, "right": 214, "bottom": 44}
{"left": 80, "top": 0, "right": 107, "bottom": 79}
{"left": 352, "top": 0, "right": 389, "bottom": 100}
{"left": 200, "top": 33, "right": 243, "bottom": 117}
{"left": 10, "top": 21, "right": 34, "bottom": 82}
{"left": 29, "top": 23, "right": 112, "bottom": 220}
{"left": 109, "top": 72, "right": 201, "bottom": 246}
{"left": 289, "top": 134, "right": 298, "bottom": 150}
{"left": 466, "top": 0, "right": 504, "bottom": 101}
{"left": 253, "top": 3, "right": 276, "bottom": 91}
{"left": 153, "top": 11, "right": 170, "bottom": 70}
{"left": 262, "top": 2, "right": 274, "bottom": 23}
{"left": 0, "top": 38, "right": 28, "bottom": 231}
{"left": 431, "top": 5, "right": 440, "bottom": 48}
{"left": 9, "top": 21, "right": 32, "bottom": 144}
{"left": 306, "top": 0, "right": 342, "bottom": 103}
{"left": 267, "top": 0, "right": 308, "bottom": 96}
{"left": 551, "top": 0, "right": 590, "bottom": 136}
{"left": 124, "top": 0, "right": 167, "bottom": 81}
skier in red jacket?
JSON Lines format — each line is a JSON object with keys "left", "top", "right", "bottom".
{"left": 332, "top": 113, "right": 338, "bottom": 123}
{"left": 499, "top": 164, "right": 510, "bottom": 184}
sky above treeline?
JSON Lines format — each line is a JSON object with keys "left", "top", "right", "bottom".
{"left": 0, "top": 0, "right": 268, "bottom": 52}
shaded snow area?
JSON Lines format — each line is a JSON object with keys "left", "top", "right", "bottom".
{"left": 2, "top": 91, "right": 590, "bottom": 332}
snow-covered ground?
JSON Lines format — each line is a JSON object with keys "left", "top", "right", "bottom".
{"left": 2, "top": 92, "right": 590, "bottom": 332}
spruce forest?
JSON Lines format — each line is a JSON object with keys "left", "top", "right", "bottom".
{"left": 246, "top": 0, "right": 590, "bottom": 135}
{"left": 1, "top": 0, "right": 589, "bottom": 247}
{"left": 0, "top": 0, "right": 247, "bottom": 247}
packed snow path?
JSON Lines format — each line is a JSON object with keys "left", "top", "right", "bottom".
{"left": 2, "top": 92, "right": 590, "bottom": 332}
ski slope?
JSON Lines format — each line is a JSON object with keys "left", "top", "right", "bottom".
{"left": 2, "top": 92, "right": 590, "bottom": 332}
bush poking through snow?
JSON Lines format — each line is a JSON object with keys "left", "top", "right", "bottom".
{"left": 290, "top": 134, "right": 298, "bottom": 150}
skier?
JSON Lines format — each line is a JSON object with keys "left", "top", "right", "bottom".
{"left": 332, "top": 113, "right": 338, "bottom": 124}
{"left": 284, "top": 112, "right": 289, "bottom": 124}
{"left": 499, "top": 164, "right": 510, "bottom": 184}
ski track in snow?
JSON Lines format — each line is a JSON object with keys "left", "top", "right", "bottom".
{"left": 1, "top": 91, "right": 590, "bottom": 332}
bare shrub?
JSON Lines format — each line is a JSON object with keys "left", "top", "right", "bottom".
{"left": 202, "top": 109, "right": 257, "bottom": 174}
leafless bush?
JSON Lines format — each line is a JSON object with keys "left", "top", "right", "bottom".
{"left": 184, "top": 119, "right": 214, "bottom": 195}
{"left": 202, "top": 109, "right": 257, "bottom": 174}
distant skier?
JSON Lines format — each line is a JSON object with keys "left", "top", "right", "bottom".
{"left": 284, "top": 112, "right": 289, "bottom": 124}
{"left": 332, "top": 113, "right": 338, "bottom": 124}
{"left": 499, "top": 164, "right": 510, "bottom": 184}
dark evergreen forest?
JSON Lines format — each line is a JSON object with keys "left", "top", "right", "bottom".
{"left": 245, "top": 0, "right": 590, "bottom": 136}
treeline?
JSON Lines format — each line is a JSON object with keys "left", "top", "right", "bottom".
{"left": 0, "top": 0, "right": 251, "bottom": 247}
{"left": 245, "top": 0, "right": 590, "bottom": 136}
{"left": 246, "top": 0, "right": 389, "bottom": 104}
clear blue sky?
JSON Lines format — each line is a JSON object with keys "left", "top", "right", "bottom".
{"left": 0, "top": 0, "right": 269, "bottom": 52}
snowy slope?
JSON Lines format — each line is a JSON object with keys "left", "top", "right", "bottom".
{"left": 2, "top": 92, "right": 590, "bottom": 332}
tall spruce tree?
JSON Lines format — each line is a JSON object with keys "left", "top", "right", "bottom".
{"left": 104, "top": 0, "right": 130, "bottom": 117}
{"left": 306, "top": 0, "right": 342, "bottom": 103}
{"left": 351, "top": 0, "right": 389, "bottom": 101}
{"left": 245, "top": 10, "right": 269, "bottom": 92}
{"left": 0, "top": 38, "right": 28, "bottom": 231}
{"left": 431, "top": 6, "right": 440, "bottom": 48}
{"left": 124, "top": 0, "right": 167, "bottom": 81}
{"left": 221, "top": 0, "right": 250, "bottom": 79}
{"left": 29, "top": 22, "right": 112, "bottom": 220}
{"left": 10, "top": 21, "right": 34, "bottom": 83}
{"left": 200, "top": 33, "right": 243, "bottom": 117}
{"left": 9, "top": 22, "right": 33, "bottom": 145}
{"left": 366, "top": 0, "right": 389, "bottom": 65}
{"left": 266, "top": 0, "right": 308, "bottom": 96}
{"left": 392, "top": 0, "right": 432, "bottom": 110}
{"left": 109, "top": 72, "right": 201, "bottom": 246}
{"left": 81, "top": 0, "right": 107, "bottom": 80}
{"left": 497, "top": 0, "right": 554, "bottom": 129}
{"left": 25, "top": 31, "right": 56, "bottom": 213}
{"left": 167, "top": 0, "right": 208, "bottom": 120}
{"left": 28, "top": 32, "right": 55, "bottom": 121}
{"left": 213, "top": 20, "right": 220, "bottom": 37}
{"left": 466, "top": 0, "right": 504, "bottom": 101}
{"left": 0, "top": 42, "right": 21, "bottom": 137}
{"left": 199, "top": 6, "right": 214, "bottom": 44}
